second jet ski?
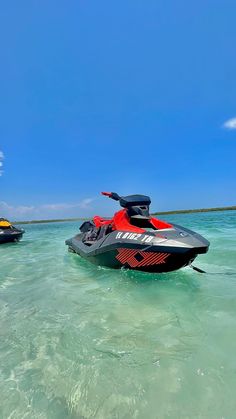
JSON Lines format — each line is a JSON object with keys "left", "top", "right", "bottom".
{"left": 0, "top": 218, "right": 25, "bottom": 244}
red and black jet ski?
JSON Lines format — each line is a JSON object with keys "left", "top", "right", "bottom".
{"left": 66, "top": 192, "right": 209, "bottom": 273}
{"left": 0, "top": 218, "right": 25, "bottom": 244}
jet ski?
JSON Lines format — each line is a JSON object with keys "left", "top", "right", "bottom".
{"left": 0, "top": 218, "right": 25, "bottom": 244}
{"left": 66, "top": 192, "right": 209, "bottom": 273}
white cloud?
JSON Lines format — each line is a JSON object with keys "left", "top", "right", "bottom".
{"left": 41, "top": 198, "right": 94, "bottom": 211}
{"left": 223, "top": 117, "right": 236, "bottom": 130}
{"left": 41, "top": 203, "right": 76, "bottom": 211}
{"left": 78, "top": 198, "right": 94, "bottom": 209}
{"left": 0, "top": 201, "right": 35, "bottom": 218}
{"left": 0, "top": 198, "right": 95, "bottom": 220}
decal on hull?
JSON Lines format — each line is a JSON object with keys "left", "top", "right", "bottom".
{"left": 116, "top": 248, "right": 170, "bottom": 268}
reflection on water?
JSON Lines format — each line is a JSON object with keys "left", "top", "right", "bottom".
{"left": 0, "top": 212, "right": 236, "bottom": 418}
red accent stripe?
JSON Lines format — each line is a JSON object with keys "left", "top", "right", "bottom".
{"left": 117, "top": 249, "right": 135, "bottom": 264}
{"left": 138, "top": 252, "right": 155, "bottom": 267}
{"left": 117, "top": 249, "right": 133, "bottom": 263}
{"left": 154, "top": 253, "right": 165, "bottom": 264}
{"left": 153, "top": 254, "right": 166, "bottom": 264}
{"left": 139, "top": 252, "right": 162, "bottom": 267}
{"left": 119, "top": 252, "right": 131, "bottom": 264}
{"left": 148, "top": 252, "right": 162, "bottom": 264}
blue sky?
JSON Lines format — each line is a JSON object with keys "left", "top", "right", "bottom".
{"left": 0, "top": 0, "right": 236, "bottom": 220}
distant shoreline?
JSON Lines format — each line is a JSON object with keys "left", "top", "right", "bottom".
{"left": 12, "top": 217, "right": 88, "bottom": 225}
{"left": 154, "top": 205, "right": 236, "bottom": 215}
{"left": 12, "top": 205, "right": 236, "bottom": 225}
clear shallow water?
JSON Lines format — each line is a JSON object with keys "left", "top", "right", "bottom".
{"left": 0, "top": 211, "right": 236, "bottom": 419}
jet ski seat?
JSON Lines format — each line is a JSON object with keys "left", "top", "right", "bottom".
{"left": 81, "top": 221, "right": 113, "bottom": 246}
{"left": 0, "top": 219, "right": 12, "bottom": 229}
{"left": 93, "top": 216, "right": 112, "bottom": 228}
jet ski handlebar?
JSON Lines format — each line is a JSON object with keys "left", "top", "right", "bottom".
{"left": 101, "top": 192, "right": 151, "bottom": 210}
{"left": 101, "top": 192, "right": 120, "bottom": 201}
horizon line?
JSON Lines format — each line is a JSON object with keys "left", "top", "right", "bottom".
{"left": 11, "top": 205, "right": 236, "bottom": 225}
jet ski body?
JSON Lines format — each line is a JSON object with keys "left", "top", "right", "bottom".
{"left": 66, "top": 192, "right": 209, "bottom": 273}
{"left": 0, "top": 218, "right": 25, "bottom": 244}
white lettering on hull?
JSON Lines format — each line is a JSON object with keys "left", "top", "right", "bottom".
{"left": 115, "top": 232, "right": 153, "bottom": 243}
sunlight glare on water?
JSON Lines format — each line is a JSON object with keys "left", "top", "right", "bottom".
{"left": 0, "top": 211, "right": 236, "bottom": 418}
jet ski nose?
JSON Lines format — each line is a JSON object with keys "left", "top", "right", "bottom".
{"left": 177, "top": 229, "right": 210, "bottom": 251}
{"left": 152, "top": 226, "right": 209, "bottom": 253}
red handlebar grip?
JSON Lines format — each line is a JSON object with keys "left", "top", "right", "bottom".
{"left": 101, "top": 192, "right": 112, "bottom": 197}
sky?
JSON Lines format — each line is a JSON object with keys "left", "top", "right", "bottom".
{"left": 0, "top": 0, "right": 236, "bottom": 220}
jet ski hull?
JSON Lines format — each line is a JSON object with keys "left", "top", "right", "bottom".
{"left": 66, "top": 225, "right": 209, "bottom": 273}
{"left": 66, "top": 245, "right": 205, "bottom": 272}
{"left": 0, "top": 229, "right": 24, "bottom": 244}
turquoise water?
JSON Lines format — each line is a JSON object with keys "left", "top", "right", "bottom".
{"left": 0, "top": 211, "right": 236, "bottom": 419}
